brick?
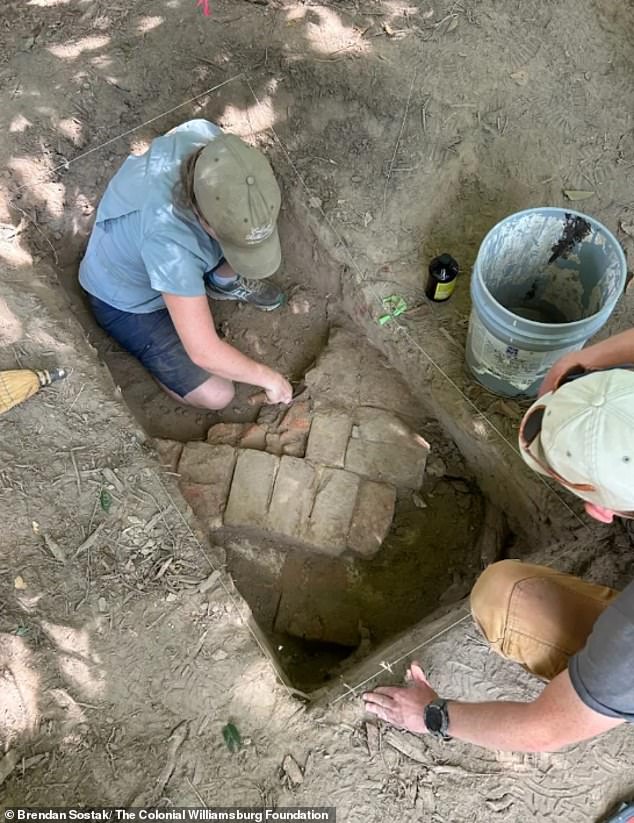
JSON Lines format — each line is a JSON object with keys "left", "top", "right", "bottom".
{"left": 267, "top": 457, "right": 317, "bottom": 539}
{"left": 280, "top": 428, "right": 308, "bottom": 458}
{"left": 305, "top": 411, "right": 352, "bottom": 468}
{"left": 353, "top": 407, "right": 413, "bottom": 445}
{"left": 154, "top": 438, "right": 183, "bottom": 473}
{"left": 348, "top": 480, "right": 396, "bottom": 557}
{"left": 178, "top": 443, "right": 237, "bottom": 485}
{"left": 303, "top": 468, "right": 359, "bottom": 555}
{"left": 177, "top": 443, "right": 236, "bottom": 528}
{"left": 206, "top": 422, "right": 245, "bottom": 447}
{"left": 179, "top": 481, "right": 226, "bottom": 530}
{"left": 345, "top": 439, "right": 428, "bottom": 489}
{"left": 239, "top": 423, "right": 267, "bottom": 451}
{"left": 275, "top": 555, "right": 361, "bottom": 647}
{"left": 264, "top": 432, "right": 284, "bottom": 456}
{"left": 280, "top": 400, "right": 312, "bottom": 433}
{"left": 224, "top": 450, "right": 280, "bottom": 527}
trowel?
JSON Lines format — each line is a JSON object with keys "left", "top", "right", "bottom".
{"left": 247, "top": 378, "right": 308, "bottom": 407}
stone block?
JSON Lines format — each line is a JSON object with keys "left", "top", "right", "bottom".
{"left": 280, "top": 429, "right": 308, "bottom": 458}
{"left": 305, "top": 411, "right": 352, "bottom": 468}
{"left": 178, "top": 443, "right": 237, "bottom": 486}
{"left": 177, "top": 444, "right": 236, "bottom": 528}
{"left": 224, "top": 450, "right": 280, "bottom": 527}
{"left": 352, "top": 407, "right": 417, "bottom": 445}
{"left": 275, "top": 555, "right": 361, "bottom": 647}
{"left": 267, "top": 457, "right": 317, "bottom": 540}
{"left": 206, "top": 422, "right": 245, "bottom": 447}
{"left": 280, "top": 400, "right": 312, "bottom": 434}
{"left": 264, "top": 432, "right": 284, "bottom": 456}
{"left": 348, "top": 480, "right": 396, "bottom": 557}
{"left": 179, "top": 481, "right": 225, "bottom": 529}
{"left": 239, "top": 423, "right": 267, "bottom": 451}
{"left": 303, "top": 468, "right": 359, "bottom": 555}
{"left": 154, "top": 438, "right": 183, "bottom": 473}
{"left": 345, "top": 439, "right": 428, "bottom": 489}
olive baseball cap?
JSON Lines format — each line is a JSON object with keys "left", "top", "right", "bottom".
{"left": 519, "top": 367, "right": 634, "bottom": 513}
{"left": 193, "top": 133, "right": 282, "bottom": 279}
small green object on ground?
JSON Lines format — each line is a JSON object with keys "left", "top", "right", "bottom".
{"left": 378, "top": 295, "right": 408, "bottom": 325}
{"left": 222, "top": 722, "right": 242, "bottom": 753}
{"left": 100, "top": 488, "right": 112, "bottom": 512}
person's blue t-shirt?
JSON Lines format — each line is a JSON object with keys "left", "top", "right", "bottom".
{"left": 79, "top": 119, "right": 223, "bottom": 313}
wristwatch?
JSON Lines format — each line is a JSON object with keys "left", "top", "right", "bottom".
{"left": 424, "top": 698, "right": 451, "bottom": 740}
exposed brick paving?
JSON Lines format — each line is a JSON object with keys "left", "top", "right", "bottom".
{"left": 177, "top": 404, "right": 428, "bottom": 559}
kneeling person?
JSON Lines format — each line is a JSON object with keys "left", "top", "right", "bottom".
{"left": 80, "top": 119, "right": 292, "bottom": 410}
{"left": 363, "top": 330, "right": 634, "bottom": 753}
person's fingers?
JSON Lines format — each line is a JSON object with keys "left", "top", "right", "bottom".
{"left": 537, "top": 370, "right": 558, "bottom": 397}
{"left": 538, "top": 360, "right": 583, "bottom": 397}
{"left": 364, "top": 703, "right": 392, "bottom": 722}
{"left": 248, "top": 390, "right": 268, "bottom": 406}
{"left": 371, "top": 686, "right": 401, "bottom": 697}
{"left": 362, "top": 692, "right": 394, "bottom": 709}
{"left": 408, "top": 661, "right": 429, "bottom": 685}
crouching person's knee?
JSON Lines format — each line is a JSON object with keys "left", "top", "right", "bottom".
{"left": 209, "top": 378, "right": 235, "bottom": 410}
{"left": 470, "top": 559, "right": 528, "bottom": 650}
{"left": 184, "top": 377, "right": 235, "bottom": 411}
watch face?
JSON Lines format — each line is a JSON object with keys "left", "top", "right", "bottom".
{"left": 425, "top": 704, "right": 443, "bottom": 733}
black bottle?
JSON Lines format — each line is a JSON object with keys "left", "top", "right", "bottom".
{"left": 425, "top": 253, "right": 459, "bottom": 302}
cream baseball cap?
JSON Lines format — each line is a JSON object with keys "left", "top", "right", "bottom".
{"left": 193, "top": 133, "right": 282, "bottom": 279}
{"left": 519, "top": 367, "right": 634, "bottom": 513}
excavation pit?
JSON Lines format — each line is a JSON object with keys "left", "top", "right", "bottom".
{"left": 64, "top": 264, "right": 492, "bottom": 692}
{"left": 49, "top": 63, "right": 602, "bottom": 698}
{"left": 161, "top": 327, "right": 490, "bottom": 691}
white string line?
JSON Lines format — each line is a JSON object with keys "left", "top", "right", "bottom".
{"left": 382, "top": 68, "right": 417, "bottom": 213}
{"left": 10, "top": 74, "right": 245, "bottom": 195}
{"left": 242, "top": 74, "right": 589, "bottom": 533}
{"left": 156, "top": 476, "right": 296, "bottom": 699}
{"left": 328, "top": 611, "right": 472, "bottom": 707}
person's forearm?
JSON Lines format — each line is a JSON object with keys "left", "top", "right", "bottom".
{"left": 577, "top": 329, "right": 634, "bottom": 369}
{"left": 446, "top": 700, "right": 553, "bottom": 752}
{"left": 194, "top": 338, "right": 275, "bottom": 389}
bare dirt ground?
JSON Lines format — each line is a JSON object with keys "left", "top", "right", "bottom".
{"left": 1, "top": 0, "right": 634, "bottom": 819}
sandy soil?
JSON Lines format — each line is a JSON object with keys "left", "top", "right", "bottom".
{"left": 1, "top": 0, "right": 634, "bottom": 819}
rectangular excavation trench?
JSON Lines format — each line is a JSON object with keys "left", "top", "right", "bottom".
{"left": 56, "top": 197, "right": 578, "bottom": 700}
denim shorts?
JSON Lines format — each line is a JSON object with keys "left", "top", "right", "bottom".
{"left": 88, "top": 294, "right": 210, "bottom": 397}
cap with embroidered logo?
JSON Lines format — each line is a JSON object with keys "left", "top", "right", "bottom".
{"left": 193, "top": 133, "right": 282, "bottom": 279}
{"left": 519, "top": 368, "right": 634, "bottom": 513}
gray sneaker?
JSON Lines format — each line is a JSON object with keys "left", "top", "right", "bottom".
{"left": 205, "top": 275, "right": 285, "bottom": 311}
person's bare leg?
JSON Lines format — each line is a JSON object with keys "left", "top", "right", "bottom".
{"left": 160, "top": 376, "right": 235, "bottom": 411}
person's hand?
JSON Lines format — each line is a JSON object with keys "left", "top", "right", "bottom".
{"left": 538, "top": 353, "right": 584, "bottom": 397}
{"left": 263, "top": 372, "right": 293, "bottom": 405}
{"left": 362, "top": 662, "right": 438, "bottom": 734}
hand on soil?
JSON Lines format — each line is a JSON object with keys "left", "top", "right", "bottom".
{"left": 362, "top": 661, "right": 438, "bottom": 734}
{"left": 264, "top": 373, "right": 293, "bottom": 405}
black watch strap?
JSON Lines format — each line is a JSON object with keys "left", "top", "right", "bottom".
{"left": 424, "top": 698, "right": 451, "bottom": 740}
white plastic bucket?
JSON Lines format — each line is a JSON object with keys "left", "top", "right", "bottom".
{"left": 466, "top": 207, "right": 627, "bottom": 397}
